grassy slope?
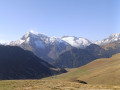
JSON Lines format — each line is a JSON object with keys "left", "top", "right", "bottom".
{"left": 49, "top": 53, "right": 120, "bottom": 86}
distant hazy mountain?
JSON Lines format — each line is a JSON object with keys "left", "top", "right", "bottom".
{"left": 0, "top": 45, "right": 65, "bottom": 80}
{"left": 94, "top": 33, "right": 120, "bottom": 45}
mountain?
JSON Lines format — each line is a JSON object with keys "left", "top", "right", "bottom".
{"left": 9, "top": 31, "right": 72, "bottom": 62}
{"left": 61, "top": 36, "right": 92, "bottom": 48}
{"left": 53, "top": 40, "right": 120, "bottom": 68}
{"left": 53, "top": 44, "right": 107, "bottom": 68}
{"left": 54, "top": 53, "right": 120, "bottom": 85}
{"left": 94, "top": 33, "right": 120, "bottom": 45}
{"left": 0, "top": 45, "right": 66, "bottom": 80}
{"left": 101, "top": 40, "right": 120, "bottom": 57}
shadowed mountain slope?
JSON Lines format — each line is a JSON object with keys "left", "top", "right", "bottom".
{"left": 0, "top": 45, "right": 65, "bottom": 80}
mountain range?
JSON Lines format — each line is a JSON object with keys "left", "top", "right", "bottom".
{"left": 5, "top": 30, "right": 120, "bottom": 63}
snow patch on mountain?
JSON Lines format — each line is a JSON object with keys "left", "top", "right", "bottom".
{"left": 62, "top": 36, "right": 92, "bottom": 48}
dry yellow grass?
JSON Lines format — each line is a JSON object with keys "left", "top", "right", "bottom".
{"left": 0, "top": 79, "right": 116, "bottom": 90}
{"left": 45, "top": 53, "right": 120, "bottom": 85}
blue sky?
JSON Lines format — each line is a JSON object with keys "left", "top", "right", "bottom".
{"left": 0, "top": 0, "right": 120, "bottom": 43}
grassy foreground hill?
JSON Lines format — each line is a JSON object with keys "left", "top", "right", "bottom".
{"left": 0, "top": 53, "right": 120, "bottom": 89}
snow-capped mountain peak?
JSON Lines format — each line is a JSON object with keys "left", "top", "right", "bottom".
{"left": 61, "top": 36, "right": 92, "bottom": 48}
{"left": 109, "top": 33, "right": 120, "bottom": 40}
{"left": 9, "top": 31, "right": 92, "bottom": 49}
{"left": 21, "top": 31, "right": 48, "bottom": 40}
{"left": 19, "top": 31, "right": 70, "bottom": 46}
{"left": 94, "top": 33, "right": 120, "bottom": 45}
{"left": 8, "top": 30, "right": 74, "bottom": 62}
